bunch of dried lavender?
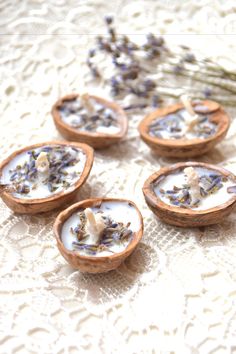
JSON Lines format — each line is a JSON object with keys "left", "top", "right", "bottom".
{"left": 86, "top": 16, "right": 236, "bottom": 108}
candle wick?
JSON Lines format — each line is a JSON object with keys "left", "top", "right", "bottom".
{"left": 180, "top": 94, "right": 199, "bottom": 132}
{"left": 35, "top": 152, "right": 50, "bottom": 174}
{"left": 184, "top": 167, "right": 201, "bottom": 205}
{"left": 80, "top": 93, "right": 95, "bottom": 115}
{"left": 84, "top": 208, "right": 106, "bottom": 245}
{"left": 180, "top": 94, "right": 196, "bottom": 117}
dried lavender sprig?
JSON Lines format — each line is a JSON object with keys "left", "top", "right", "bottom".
{"left": 164, "top": 60, "right": 236, "bottom": 91}
{"left": 86, "top": 16, "right": 236, "bottom": 108}
{"left": 186, "top": 58, "right": 236, "bottom": 81}
{"left": 167, "top": 48, "right": 236, "bottom": 80}
{"left": 156, "top": 87, "right": 236, "bottom": 106}
{"left": 162, "top": 68, "right": 236, "bottom": 95}
{"left": 165, "top": 60, "right": 230, "bottom": 80}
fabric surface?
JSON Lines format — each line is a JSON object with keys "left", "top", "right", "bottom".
{"left": 1, "top": 1, "right": 236, "bottom": 353}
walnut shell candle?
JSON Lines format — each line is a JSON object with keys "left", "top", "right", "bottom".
{"left": 52, "top": 93, "right": 128, "bottom": 149}
{"left": 139, "top": 100, "right": 230, "bottom": 158}
{"left": 0, "top": 141, "right": 94, "bottom": 214}
{"left": 143, "top": 162, "right": 236, "bottom": 227}
{"left": 54, "top": 198, "right": 144, "bottom": 273}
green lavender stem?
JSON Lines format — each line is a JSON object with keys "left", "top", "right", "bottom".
{"left": 157, "top": 88, "right": 236, "bottom": 107}
{"left": 162, "top": 68, "right": 236, "bottom": 95}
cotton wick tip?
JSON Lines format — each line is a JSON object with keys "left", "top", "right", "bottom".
{"left": 84, "top": 208, "right": 106, "bottom": 245}
{"left": 180, "top": 94, "right": 197, "bottom": 118}
{"left": 35, "top": 152, "right": 50, "bottom": 174}
{"left": 184, "top": 166, "right": 201, "bottom": 203}
{"left": 80, "top": 92, "right": 95, "bottom": 115}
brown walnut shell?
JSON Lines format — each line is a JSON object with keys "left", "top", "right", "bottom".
{"left": 54, "top": 198, "right": 144, "bottom": 273}
{"left": 52, "top": 93, "right": 128, "bottom": 149}
{"left": 143, "top": 162, "right": 236, "bottom": 227}
{"left": 138, "top": 100, "right": 230, "bottom": 158}
{"left": 0, "top": 141, "right": 94, "bottom": 214}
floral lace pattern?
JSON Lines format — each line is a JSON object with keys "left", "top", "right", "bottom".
{"left": 1, "top": 1, "right": 236, "bottom": 353}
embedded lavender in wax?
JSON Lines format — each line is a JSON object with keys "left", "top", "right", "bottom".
{"left": 61, "top": 201, "right": 140, "bottom": 257}
{"left": 154, "top": 166, "right": 234, "bottom": 210}
{"left": 58, "top": 95, "right": 121, "bottom": 135}
{"left": 0, "top": 145, "right": 86, "bottom": 199}
{"left": 148, "top": 103, "right": 218, "bottom": 140}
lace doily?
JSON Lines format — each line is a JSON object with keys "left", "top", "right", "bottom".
{"left": 1, "top": 1, "right": 236, "bottom": 353}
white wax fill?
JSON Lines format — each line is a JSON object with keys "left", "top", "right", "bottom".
{"left": 61, "top": 201, "right": 141, "bottom": 257}
{"left": 0, "top": 146, "right": 86, "bottom": 199}
{"left": 60, "top": 98, "right": 121, "bottom": 135}
{"left": 155, "top": 167, "right": 235, "bottom": 210}
{"left": 95, "top": 125, "right": 120, "bottom": 134}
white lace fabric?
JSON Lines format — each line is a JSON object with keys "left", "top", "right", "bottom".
{"left": 1, "top": 1, "right": 236, "bottom": 353}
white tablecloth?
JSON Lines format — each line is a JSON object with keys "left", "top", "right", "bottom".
{"left": 1, "top": 1, "right": 236, "bottom": 353}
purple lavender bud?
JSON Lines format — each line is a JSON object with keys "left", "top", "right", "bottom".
{"left": 104, "top": 15, "right": 113, "bottom": 25}
{"left": 91, "top": 67, "right": 100, "bottom": 78}
{"left": 203, "top": 87, "right": 212, "bottom": 97}
{"left": 143, "top": 79, "right": 156, "bottom": 90}
{"left": 184, "top": 53, "right": 195, "bottom": 63}
{"left": 111, "top": 77, "right": 119, "bottom": 86}
{"left": 147, "top": 33, "right": 155, "bottom": 42}
{"left": 91, "top": 115, "right": 100, "bottom": 122}
{"left": 74, "top": 226, "right": 80, "bottom": 233}
{"left": 108, "top": 28, "right": 116, "bottom": 41}
{"left": 89, "top": 49, "right": 96, "bottom": 57}
{"left": 173, "top": 64, "right": 183, "bottom": 75}
{"left": 152, "top": 94, "right": 161, "bottom": 107}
